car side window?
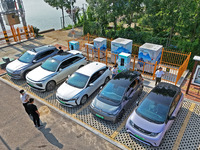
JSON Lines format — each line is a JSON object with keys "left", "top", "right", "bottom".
{"left": 125, "top": 80, "right": 138, "bottom": 98}
{"left": 59, "top": 59, "right": 72, "bottom": 69}
{"left": 168, "top": 101, "right": 176, "bottom": 117}
{"left": 40, "top": 50, "right": 55, "bottom": 58}
{"left": 70, "top": 56, "right": 82, "bottom": 63}
{"left": 88, "top": 69, "right": 105, "bottom": 84}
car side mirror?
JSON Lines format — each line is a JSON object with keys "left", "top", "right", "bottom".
{"left": 67, "top": 75, "right": 71, "bottom": 78}
{"left": 89, "top": 83, "right": 94, "bottom": 87}
{"left": 169, "top": 116, "right": 176, "bottom": 120}
{"left": 32, "top": 60, "right": 36, "bottom": 63}
{"left": 100, "top": 86, "right": 103, "bottom": 90}
{"left": 59, "top": 68, "right": 62, "bottom": 72}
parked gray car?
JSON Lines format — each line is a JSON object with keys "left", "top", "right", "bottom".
{"left": 6, "top": 45, "right": 59, "bottom": 79}
{"left": 90, "top": 70, "right": 143, "bottom": 123}
{"left": 126, "top": 82, "right": 184, "bottom": 146}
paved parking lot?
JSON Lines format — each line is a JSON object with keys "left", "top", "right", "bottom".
{"left": 1, "top": 74, "right": 200, "bottom": 150}
{"left": 1, "top": 33, "right": 200, "bottom": 150}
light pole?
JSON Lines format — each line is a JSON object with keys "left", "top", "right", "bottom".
{"left": 70, "top": 0, "right": 74, "bottom": 39}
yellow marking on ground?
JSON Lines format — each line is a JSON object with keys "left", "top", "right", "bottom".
{"left": 43, "top": 92, "right": 55, "bottom": 100}
{"left": 1, "top": 77, "right": 131, "bottom": 150}
{"left": 110, "top": 115, "right": 130, "bottom": 139}
{"left": 172, "top": 103, "right": 196, "bottom": 150}
{"left": 72, "top": 99, "right": 92, "bottom": 117}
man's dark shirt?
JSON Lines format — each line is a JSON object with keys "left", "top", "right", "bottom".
{"left": 27, "top": 103, "right": 38, "bottom": 116}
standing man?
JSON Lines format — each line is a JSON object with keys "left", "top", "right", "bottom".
{"left": 112, "top": 64, "right": 118, "bottom": 78}
{"left": 19, "top": 89, "right": 30, "bottom": 116}
{"left": 155, "top": 67, "right": 165, "bottom": 86}
{"left": 27, "top": 98, "right": 43, "bottom": 129}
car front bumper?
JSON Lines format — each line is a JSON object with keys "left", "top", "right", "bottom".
{"left": 125, "top": 122, "right": 163, "bottom": 147}
{"left": 26, "top": 79, "right": 46, "bottom": 91}
{"left": 89, "top": 106, "right": 117, "bottom": 122}
{"left": 6, "top": 70, "right": 22, "bottom": 79}
{"left": 56, "top": 96, "right": 78, "bottom": 107}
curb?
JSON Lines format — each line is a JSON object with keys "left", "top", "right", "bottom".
{"left": 0, "top": 76, "right": 129, "bottom": 150}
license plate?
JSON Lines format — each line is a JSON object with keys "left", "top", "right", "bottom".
{"left": 134, "top": 134, "right": 145, "bottom": 141}
{"left": 96, "top": 114, "right": 104, "bottom": 119}
{"left": 7, "top": 73, "right": 11, "bottom": 76}
{"left": 57, "top": 99, "right": 65, "bottom": 104}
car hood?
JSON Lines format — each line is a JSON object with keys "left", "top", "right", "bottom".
{"left": 92, "top": 97, "right": 120, "bottom": 114}
{"left": 27, "top": 66, "right": 55, "bottom": 81}
{"left": 56, "top": 83, "right": 82, "bottom": 100}
{"left": 6, "top": 59, "right": 28, "bottom": 72}
{"left": 130, "top": 110, "right": 165, "bottom": 133}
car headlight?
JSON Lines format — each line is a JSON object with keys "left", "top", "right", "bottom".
{"left": 129, "top": 120, "right": 134, "bottom": 127}
{"left": 13, "top": 70, "right": 21, "bottom": 74}
{"left": 149, "top": 132, "right": 159, "bottom": 137}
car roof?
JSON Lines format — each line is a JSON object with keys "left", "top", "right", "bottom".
{"left": 112, "top": 70, "right": 140, "bottom": 86}
{"left": 76, "top": 62, "right": 106, "bottom": 76}
{"left": 52, "top": 52, "right": 73, "bottom": 62}
{"left": 30, "top": 45, "right": 57, "bottom": 53}
{"left": 146, "top": 82, "right": 181, "bottom": 107}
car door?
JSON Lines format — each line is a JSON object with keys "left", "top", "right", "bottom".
{"left": 69, "top": 56, "right": 84, "bottom": 71}
{"left": 123, "top": 80, "right": 138, "bottom": 110}
{"left": 165, "top": 94, "right": 180, "bottom": 131}
{"left": 54, "top": 58, "right": 74, "bottom": 83}
{"left": 85, "top": 69, "right": 106, "bottom": 96}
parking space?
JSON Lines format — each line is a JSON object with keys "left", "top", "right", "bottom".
{"left": 1, "top": 74, "right": 200, "bottom": 150}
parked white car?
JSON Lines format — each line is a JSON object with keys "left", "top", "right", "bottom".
{"left": 56, "top": 62, "right": 112, "bottom": 107}
{"left": 26, "top": 50, "right": 87, "bottom": 91}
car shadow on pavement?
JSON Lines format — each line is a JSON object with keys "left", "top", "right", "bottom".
{"left": 38, "top": 123, "right": 63, "bottom": 149}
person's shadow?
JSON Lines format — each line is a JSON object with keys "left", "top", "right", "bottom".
{"left": 39, "top": 123, "right": 63, "bottom": 149}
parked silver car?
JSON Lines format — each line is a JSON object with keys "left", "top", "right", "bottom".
{"left": 6, "top": 45, "right": 59, "bottom": 79}
{"left": 26, "top": 50, "right": 87, "bottom": 91}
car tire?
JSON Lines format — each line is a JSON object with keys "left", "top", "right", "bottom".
{"left": 114, "top": 110, "right": 125, "bottom": 123}
{"left": 80, "top": 95, "right": 88, "bottom": 105}
{"left": 104, "top": 77, "right": 110, "bottom": 85}
{"left": 46, "top": 81, "right": 56, "bottom": 91}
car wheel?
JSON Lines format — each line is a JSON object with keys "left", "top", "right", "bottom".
{"left": 104, "top": 77, "right": 110, "bottom": 85}
{"left": 46, "top": 81, "right": 56, "bottom": 91}
{"left": 80, "top": 95, "right": 88, "bottom": 105}
{"left": 114, "top": 110, "right": 124, "bottom": 123}
{"left": 78, "top": 65, "right": 84, "bottom": 69}
{"left": 23, "top": 70, "right": 30, "bottom": 79}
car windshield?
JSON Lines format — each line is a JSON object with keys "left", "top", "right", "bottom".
{"left": 99, "top": 81, "right": 127, "bottom": 104}
{"left": 67, "top": 72, "right": 89, "bottom": 88}
{"left": 41, "top": 58, "right": 60, "bottom": 72}
{"left": 136, "top": 87, "right": 176, "bottom": 124}
{"left": 18, "top": 51, "right": 36, "bottom": 63}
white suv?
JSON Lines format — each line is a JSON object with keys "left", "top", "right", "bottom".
{"left": 26, "top": 50, "right": 87, "bottom": 91}
{"left": 56, "top": 62, "right": 112, "bottom": 107}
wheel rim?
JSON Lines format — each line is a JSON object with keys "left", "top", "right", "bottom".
{"left": 81, "top": 96, "right": 87, "bottom": 104}
{"left": 47, "top": 81, "right": 55, "bottom": 91}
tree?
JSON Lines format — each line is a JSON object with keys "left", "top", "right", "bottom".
{"left": 44, "top": 0, "right": 75, "bottom": 28}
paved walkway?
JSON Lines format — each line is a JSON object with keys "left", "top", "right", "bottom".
{"left": 0, "top": 80, "right": 119, "bottom": 150}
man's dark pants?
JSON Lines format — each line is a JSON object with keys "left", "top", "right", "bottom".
{"left": 32, "top": 114, "right": 40, "bottom": 127}
{"left": 23, "top": 103, "right": 30, "bottom": 115}
{"left": 155, "top": 77, "right": 161, "bottom": 86}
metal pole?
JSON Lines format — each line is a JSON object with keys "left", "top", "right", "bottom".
{"left": 186, "top": 61, "right": 198, "bottom": 94}
{"left": 0, "top": 12, "right": 9, "bottom": 43}
{"left": 71, "top": 0, "right": 74, "bottom": 39}
{"left": 16, "top": 0, "right": 29, "bottom": 39}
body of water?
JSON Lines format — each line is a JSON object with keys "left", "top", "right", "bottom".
{"left": 1, "top": 0, "right": 87, "bottom": 31}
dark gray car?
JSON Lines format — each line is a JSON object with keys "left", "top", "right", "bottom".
{"left": 90, "top": 70, "right": 143, "bottom": 123}
{"left": 6, "top": 45, "right": 59, "bottom": 79}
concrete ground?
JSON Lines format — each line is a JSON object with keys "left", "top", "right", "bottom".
{"left": 0, "top": 80, "right": 119, "bottom": 150}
